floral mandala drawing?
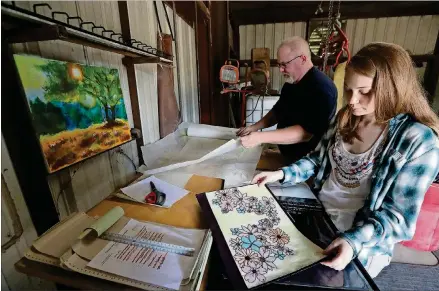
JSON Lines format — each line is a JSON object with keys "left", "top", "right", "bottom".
{"left": 211, "top": 188, "right": 295, "bottom": 285}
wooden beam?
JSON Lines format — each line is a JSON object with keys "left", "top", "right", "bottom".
{"left": 164, "top": 1, "right": 195, "bottom": 27}
{"left": 229, "top": 11, "right": 240, "bottom": 59}
{"left": 2, "top": 39, "right": 59, "bottom": 234}
{"left": 122, "top": 56, "right": 161, "bottom": 65}
{"left": 210, "top": 1, "right": 229, "bottom": 126}
{"left": 196, "top": 0, "right": 210, "bottom": 19}
{"left": 117, "top": 1, "right": 144, "bottom": 165}
{"left": 424, "top": 30, "right": 439, "bottom": 103}
{"left": 196, "top": 3, "right": 213, "bottom": 124}
{"left": 231, "top": 1, "right": 439, "bottom": 26}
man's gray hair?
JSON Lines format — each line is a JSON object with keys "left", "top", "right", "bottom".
{"left": 279, "top": 36, "right": 311, "bottom": 59}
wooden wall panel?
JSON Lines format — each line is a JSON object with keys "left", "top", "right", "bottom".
{"left": 9, "top": 1, "right": 140, "bottom": 218}
{"left": 345, "top": 15, "right": 439, "bottom": 55}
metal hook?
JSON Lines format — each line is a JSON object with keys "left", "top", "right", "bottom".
{"left": 92, "top": 26, "right": 105, "bottom": 34}
{"left": 110, "top": 32, "right": 122, "bottom": 39}
{"left": 136, "top": 42, "right": 148, "bottom": 49}
{"left": 140, "top": 44, "right": 151, "bottom": 50}
{"left": 102, "top": 30, "right": 114, "bottom": 37}
{"left": 80, "top": 21, "right": 95, "bottom": 29}
{"left": 33, "top": 3, "right": 52, "bottom": 14}
{"left": 52, "top": 11, "right": 69, "bottom": 22}
{"left": 129, "top": 39, "right": 142, "bottom": 46}
{"left": 67, "top": 16, "right": 83, "bottom": 26}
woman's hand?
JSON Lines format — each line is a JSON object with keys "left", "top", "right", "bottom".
{"left": 251, "top": 170, "right": 284, "bottom": 186}
{"left": 321, "top": 238, "right": 354, "bottom": 271}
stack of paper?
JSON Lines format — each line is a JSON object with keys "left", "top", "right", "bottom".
{"left": 85, "top": 218, "right": 209, "bottom": 290}
{"left": 24, "top": 210, "right": 213, "bottom": 291}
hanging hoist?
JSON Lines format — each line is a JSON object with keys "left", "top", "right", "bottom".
{"left": 316, "top": 0, "right": 351, "bottom": 75}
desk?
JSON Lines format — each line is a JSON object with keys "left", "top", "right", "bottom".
{"left": 15, "top": 175, "right": 224, "bottom": 290}
{"left": 256, "top": 147, "right": 285, "bottom": 171}
{"left": 15, "top": 148, "right": 287, "bottom": 290}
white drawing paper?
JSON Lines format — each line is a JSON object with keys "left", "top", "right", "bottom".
{"left": 206, "top": 185, "right": 325, "bottom": 289}
{"left": 120, "top": 176, "right": 189, "bottom": 207}
{"left": 139, "top": 123, "right": 262, "bottom": 188}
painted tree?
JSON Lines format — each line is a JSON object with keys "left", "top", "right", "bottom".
{"left": 38, "top": 61, "right": 80, "bottom": 102}
{"left": 79, "top": 66, "right": 123, "bottom": 124}
{"left": 38, "top": 61, "right": 123, "bottom": 125}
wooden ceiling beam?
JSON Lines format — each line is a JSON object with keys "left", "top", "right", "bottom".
{"left": 163, "top": 1, "right": 196, "bottom": 27}
{"left": 231, "top": 1, "right": 439, "bottom": 26}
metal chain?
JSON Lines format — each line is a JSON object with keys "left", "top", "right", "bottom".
{"left": 315, "top": 0, "right": 324, "bottom": 15}
{"left": 322, "top": 0, "right": 334, "bottom": 73}
{"left": 335, "top": 0, "right": 341, "bottom": 27}
{"left": 337, "top": 0, "right": 341, "bottom": 17}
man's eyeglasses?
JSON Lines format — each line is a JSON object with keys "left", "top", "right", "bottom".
{"left": 277, "top": 55, "right": 303, "bottom": 68}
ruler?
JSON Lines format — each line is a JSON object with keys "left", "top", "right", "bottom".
{"left": 101, "top": 232, "right": 195, "bottom": 257}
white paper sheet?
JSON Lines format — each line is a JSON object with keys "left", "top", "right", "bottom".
{"left": 87, "top": 219, "right": 207, "bottom": 290}
{"left": 140, "top": 123, "right": 263, "bottom": 187}
{"left": 120, "top": 176, "right": 189, "bottom": 208}
{"left": 186, "top": 124, "right": 237, "bottom": 140}
{"left": 205, "top": 185, "right": 325, "bottom": 289}
{"left": 88, "top": 241, "right": 183, "bottom": 290}
{"left": 154, "top": 173, "right": 193, "bottom": 189}
{"left": 142, "top": 139, "right": 246, "bottom": 176}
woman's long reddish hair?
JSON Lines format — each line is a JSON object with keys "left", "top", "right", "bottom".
{"left": 338, "top": 42, "right": 439, "bottom": 143}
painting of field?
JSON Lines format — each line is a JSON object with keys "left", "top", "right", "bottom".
{"left": 14, "top": 54, "right": 132, "bottom": 173}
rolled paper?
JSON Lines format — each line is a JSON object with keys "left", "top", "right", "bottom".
{"left": 78, "top": 206, "right": 125, "bottom": 239}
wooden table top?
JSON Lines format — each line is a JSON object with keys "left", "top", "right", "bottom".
{"left": 15, "top": 175, "right": 224, "bottom": 290}
{"left": 15, "top": 148, "right": 283, "bottom": 290}
{"left": 88, "top": 175, "right": 224, "bottom": 229}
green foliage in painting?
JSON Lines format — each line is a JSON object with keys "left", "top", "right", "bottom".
{"left": 78, "top": 67, "right": 123, "bottom": 123}
{"left": 37, "top": 61, "right": 80, "bottom": 102}
{"left": 29, "top": 97, "right": 67, "bottom": 135}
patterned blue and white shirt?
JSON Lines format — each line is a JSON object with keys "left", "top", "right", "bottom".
{"left": 281, "top": 113, "right": 439, "bottom": 266}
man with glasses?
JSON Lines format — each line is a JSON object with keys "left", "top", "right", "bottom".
{"left": 237, "top": 36, "right": 337, "bottom": 164}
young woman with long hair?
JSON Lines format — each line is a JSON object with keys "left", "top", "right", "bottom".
{"left": 252, "top": 42, "right": 439, "bottom": 277}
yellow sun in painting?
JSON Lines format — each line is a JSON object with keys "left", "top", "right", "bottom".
{"left": 68, "top": 64, "right": 83, "bottom": 81}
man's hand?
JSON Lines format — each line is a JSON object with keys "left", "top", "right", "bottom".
{"left": 236, "top": 125, "right": 256, "bottom": 137}
{"left": 240, "top": 132, "right": 262, "bottom": 148}
{"left": 321, "top": 238, "right": 354, "bottom": 271}
{"left": 251, "top": 170, "right": 284, "bottom": 186}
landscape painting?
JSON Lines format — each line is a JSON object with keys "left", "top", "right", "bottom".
{"left": 14, "top": 54, "right": 132, "bottom": 173}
